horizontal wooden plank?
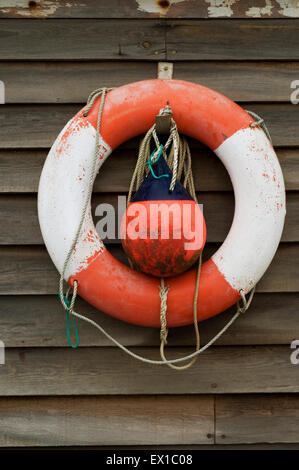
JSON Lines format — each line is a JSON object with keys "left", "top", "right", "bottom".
{"left": 0, "top": 147, "right": 298, "bottom": 193}
{"left": 0, "top": 104, "right": 298, "bottom": 148}
{"left": 0, "top": 191, "right": 296, "bottom": 244}
{"left": 0, "top": 0, "right": 297, "bottom": 18}
{"left": 175, "top": 61, "right": 299, "bottom": 102}
{"left": 1, "top": 293, "right": 298, "bottom": 347}
{"left": 2, "top": 444, "right": 298, "bottom": 449}
{"left": 0, "top": 395, "right": 214, "bottom": 446}
{"left": 166, "top": 19, "right": 299, "bottom": 60}
{"left": 0, "top": 20, "right": 299, "bottom": 61}
{"left": 0, "top": 346, "right": 297, "bottom": 395}
{"left": 0, "top": 62, "right": 157, "bottom": 104}
{"left": 0, "top": 19, "right": 165, "bottom": 60}
{"left": 0, "top": 104, "right": 78, "bottom": 148}
{"left": 0, "top": 243, "right": 297, "bottom": 295}
{"left": 1, "top": 61, "right": 298, "bottom": 103}
{"left": 216, "top": 395, "right": 299, "bottom": 444}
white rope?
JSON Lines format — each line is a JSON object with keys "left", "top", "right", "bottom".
{"left": 64, "top": 285, "right": 255, "bottom": 366}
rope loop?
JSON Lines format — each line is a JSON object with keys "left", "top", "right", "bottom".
{"left": 147, "top": 145, "right": 169, "bottom": 179}
{"left": 238, "top": 287, "right": 255, "bottom": 314}
{"left": 58, "top": 281, "right": 80, "bottom": 349}
{"left": 83, "top": 87, "right": 115, "bottom": 118}
{"left": 159, "top": 254, "right": 202, "bottom": 371}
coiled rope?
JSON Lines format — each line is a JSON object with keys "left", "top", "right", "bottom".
{"left": 58, "top": 87, "right": 257, "bottom": 368}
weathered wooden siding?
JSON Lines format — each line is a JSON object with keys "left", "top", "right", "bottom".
{"left": 0, "top": 0, "right": 299, "bottom": 19}
{"left": 0, "top": 0, "right": 299, "bottom": 448}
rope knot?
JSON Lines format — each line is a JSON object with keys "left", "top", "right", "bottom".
{"left": 159, "top": 103, "right": 173, "bottom": 117}
{"left": 238, "top": 288, "right": 255, "bottom": 314}
{"left": 246, "top": 109, "right": 272, "bottom": 143}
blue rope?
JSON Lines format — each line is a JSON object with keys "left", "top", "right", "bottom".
{"left": 58, "top": 293, "right": 80, "bottom": 349}
{"left": 146, "top": 145, "right": 169, "bottom": 179}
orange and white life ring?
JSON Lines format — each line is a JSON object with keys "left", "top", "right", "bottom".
{"left": 38, "top": 79, "right": 286, "bottom": 327}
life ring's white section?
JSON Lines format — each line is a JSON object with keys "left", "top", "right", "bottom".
{"left": 212, "top": 127, "right": 286, "bottom": 292}
{"left": 38, "top": 117, "right": 112, "bottom": 280}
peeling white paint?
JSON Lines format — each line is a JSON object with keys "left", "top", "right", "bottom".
{"left": 276, "top": 0, "right": 299, "bottom": 17}
{"left": 0, "top": 0, "right": 73, "bottom": 17}
{"left": 246, "top": 0, "right": 273, "bottom": 17}
{"left": 136, "top": 0, "right": 299, "bottom": 18}
{"left": 136, "top": 0, "right": 184, "bottom": 15}
{"left": 204, "top": 0, "right": 236, "bottom": 18}
{"left": 2, "top": 0, "right": 299, "bottom": 18}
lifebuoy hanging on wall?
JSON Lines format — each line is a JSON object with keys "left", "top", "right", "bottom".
{"left": 38, "top": 79, "right": 286, "bottom": 328}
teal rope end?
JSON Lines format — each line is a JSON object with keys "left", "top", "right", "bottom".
{"left": 58, "top": 293, "right": 80, "bottom": 349}
{"left": 146, "top": 145, "right": 169, "bottom": 180}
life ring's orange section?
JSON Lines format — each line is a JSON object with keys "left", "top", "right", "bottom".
{"left": 80, "top": 79, "right": 253, "bottom": 151}
{"left": 69, "top": 250, "right": 240, "bottom": 328}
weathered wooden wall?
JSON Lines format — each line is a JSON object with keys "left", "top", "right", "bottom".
{"left": 0, "top": 0, "right": 299, "bottom": 449}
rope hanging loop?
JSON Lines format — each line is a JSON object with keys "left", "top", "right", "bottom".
{"left": 247, "top": 109, "right": 272, "bottom": 143}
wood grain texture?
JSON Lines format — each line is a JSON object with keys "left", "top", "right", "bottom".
{"left": 0, "top": 346, "right": 297, "bottom": 396}
{"left": 0, "top": 395, "right": 214, "bottom": 446}
{"left": 0, "top": 191, "right": 296, "bottom": 244}
{"left": 166, "top": 20, "right": 299, "bottom": 60}
{"left": 1, "top": 293, "right": 299, "bottom": 348}
{"left": 0, "top": 19, "right": 165, "bottom": 60}
{"left": 0, "top": 243, "right": 297, "bottom": 295}
{"left": 216, "top": 396, "right": 299, "bottom": 444}
{"left": 1, "top": 20, "right": 299, "bottom": 61}
{"left": 3, "top": 394, "right": 299, "bottom": 446}
{"left": 0, "top": 147, "right": 298, "bottom": 193}
{"left": 0, "top": 1, "right": 297, "bottom": 19}
{"left": 1, "top": 61, "right": 298, "bottom": 103}
{"left": 0, "top": 104, "right": 298, "bottom": 148}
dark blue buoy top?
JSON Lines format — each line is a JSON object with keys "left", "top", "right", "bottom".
{"left": 132, "top": 150, "right": 194, "bottom": 202}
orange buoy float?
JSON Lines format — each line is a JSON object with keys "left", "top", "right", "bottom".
{"left": 121, "top": 149, "right": 206, "bottom": 277}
